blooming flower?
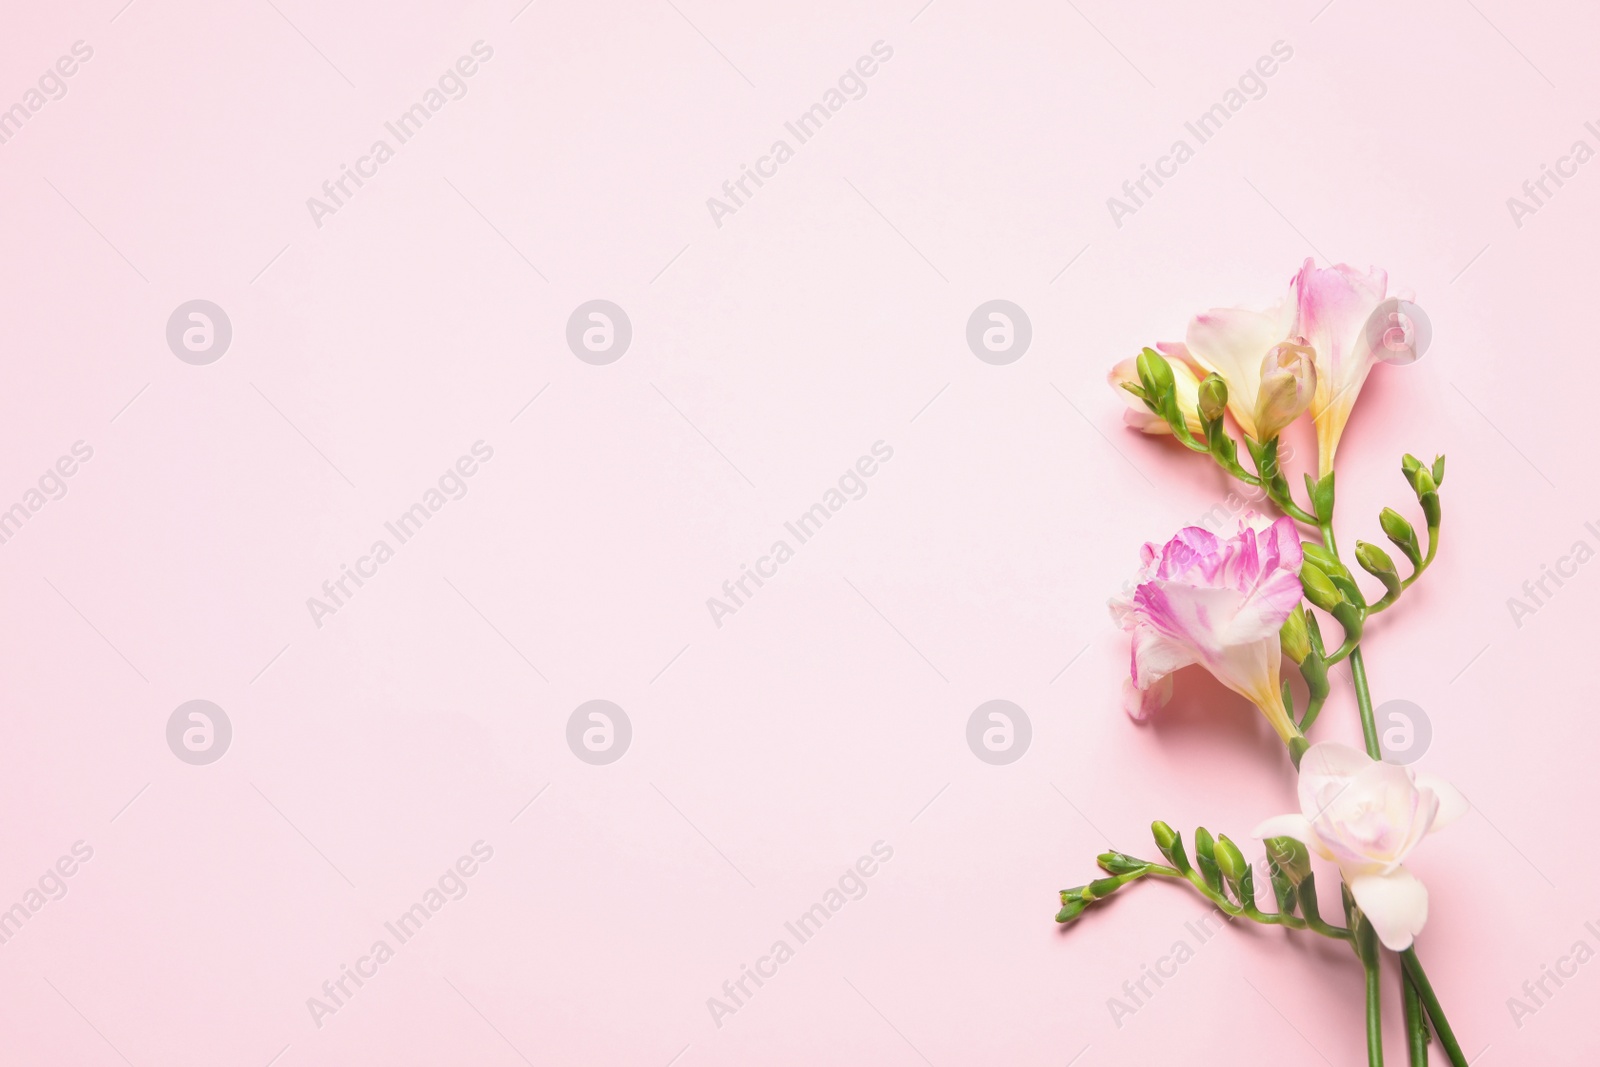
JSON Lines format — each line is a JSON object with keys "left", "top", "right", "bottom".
{"left": 1292, "top": 260, "right": 1390, "bottom": 476}
{"left": 1108, "top": 343, "right": 1204, "bottom": 435}
{"left": 1184, "top": 293, "right": 1298, "bottom": 439}
{"left": 1109, "top": 514, "right": 1305, "bottom": 741}
{"left": 1254, "top": 741, "right": 1466, "bottom": 951}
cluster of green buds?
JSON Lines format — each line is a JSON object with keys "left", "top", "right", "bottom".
{"left": 1057, "top": 822, "right": 1350, "bottom": 941}
{"left": 1299, "top": 540, "right": 1367, "bottom": 661}
{"left": 1123, "top": 348, "right": 1323, "bottom": 523}
{"left": 1361, "top": 454, "right": 1444, "bottom": 613}
{"left": 1279, "top": 606, "right": 1331, "bottom": 730}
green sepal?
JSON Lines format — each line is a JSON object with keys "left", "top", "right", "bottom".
{"left": 1193, "top": 827, "right": 1223, "bottom": 893}
{"left": 1097, "top": 852, "right": 1149, "bottom": 876}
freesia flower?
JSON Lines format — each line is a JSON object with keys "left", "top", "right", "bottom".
{"left": 1109, "top": 513, "right": 1304, "bottom": 742}
{"left": 1253, "top": 342, "right": 1318, "bottom": 441}
{"left": 1254, "top": 741, "right": 1466, "bottom": 951}
{"left": 1292, "top": 260, "right": 1390, "bottom": 476}
{"left": 1184, "top": 293, "right": 1298, "bottom": 439}
{"left": 1108, "top": 343, "right": 1204, "bottom": 435}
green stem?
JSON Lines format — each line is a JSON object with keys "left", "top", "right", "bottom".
{"left": 1366, "top": 954, "right": 1385, "bottom": 1066}
{"left": 1139, "top": 863, "right": 1351, "bottom": 939}
{"left": 1350, "top": 647, "right": 1382, "bottom": 760}
{"left": 1402, "top": 970, "right": 1430, "bottom": 1064}
{"left": 1340, "top": 587, "right": 1465, "bottom": 1067}
{"left": 1402, "top": 948, "right": 1469, "bottom": 1067}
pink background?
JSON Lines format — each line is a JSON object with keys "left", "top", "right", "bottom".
{"left": 2, "top": 0, "right": 1597, "bottom": 1062}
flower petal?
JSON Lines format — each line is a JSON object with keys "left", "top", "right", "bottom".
{"left": 1296, "top": 741, "right": 1374, "bottom": 817}
{"left": 1121, "top": 674, "right": 1174, "bottom": 722}
{"left": 1185, "top": 296, "right": 1296, "bottom": 438}
{"left": 1125, "top": 621, "right": 1199, "bottom": 690}
{"left": 1417, "top": 774, "right": 1469, "bottom": 830}
{"left": 1292, "top": 259, "right": 1389, "bottom": 474}
{"left": 1252, "top": 814, "right": 1314, "bottom": 842}
{"left": 1347, "top": 865, "right": 1429, "bottom": 951}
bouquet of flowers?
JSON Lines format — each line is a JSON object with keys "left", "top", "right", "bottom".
{"left": 1058, "top": 260, "right": 1468, "bottom": 1065}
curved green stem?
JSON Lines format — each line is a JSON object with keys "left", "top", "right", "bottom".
{"left": 1090, "top": 858, "right": 1352, "bottom": 939}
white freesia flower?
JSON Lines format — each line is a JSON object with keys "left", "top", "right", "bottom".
{"left": 1254, "top": 741, "right": 1466, "bottom": 951}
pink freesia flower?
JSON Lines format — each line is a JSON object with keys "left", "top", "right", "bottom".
{"left": 1255, "top": 742, "right": 1466, "bottom": 951}
{"left": 1109, "top": 514, "right": 1305, "bottom": 742}
{"left": 1292, "top": 259, "right": 1390, "bottom": 477}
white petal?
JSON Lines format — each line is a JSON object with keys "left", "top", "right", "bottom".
{"left": 1417, "top": 774, "right": 1468, "bottom": 830}
{"left": 1296, "top": 741, "right": 1372, "bottom": 816}
{"left": 1348, "top": 865, "right": 1429, "bottom": 951}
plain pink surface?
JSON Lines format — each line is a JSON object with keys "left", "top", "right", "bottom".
{"left": 2, "top": 0, "right": 1597, "bottom": 1063}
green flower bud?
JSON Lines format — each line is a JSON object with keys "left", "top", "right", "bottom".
{"left": 1415, "top": 470, "right": 1441, "bottom": 529}
{"left": 1136, "top": 348, "right": 1175, "bottom": 399}
{"left": 1056, "top": 896, "right": 1088, "bottom": 924}
{"left": 1280, "top": 606, "right": 1311, "bottom": 665}
{"left": 1215, "top": 835, "right": 1255, "bottom": 906}
{"left": 1268, "top": 862, "right": 1297, "bottom": 916}
{"left": 1197, "top": 374, "right": 1228, "bottom": 422}
{"left": 1097, "top": 852, "right": 1149, "bottom": 876}
{"left": 1431, "top": 454, "right": 1446, "bottom": 487}
{"left": 1213, "top": 834, "right": 1247, "bottom": 884}
{"left": 1379, "top": 507, "right": 1421, "bottom": 565}
{"left": 1298, "top": 561, "right": 1342, "bottom": 612}
{"left": 1193, "top": 827, "right": 1223, "bottom": 893}
{"left": 1151, "top": 820, "right": 1190, "bottom": 873}
{"left": 1301, "top": 542, "right": 1345, "bottom": 577}
{"left": 1082, "top": 877, "right": 1121, "bottom": 901}
{"left": 1355, "top": 540, "right": 1395, "bottom": 575}
{"left": 1305, "top": 471, "right": 1336, "bottom": 522}
{"left": 1401, "top": 453, "right": 1423, "bottom": 488}
{"left": 1263, "top": 836, "right": 1312, "bottom": 886}
{"left": 1355, "top": 540, "right": 1401, "bottom": 599}
{"left": 1328, "top": 571, "right": 1367, "bottom": 608}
